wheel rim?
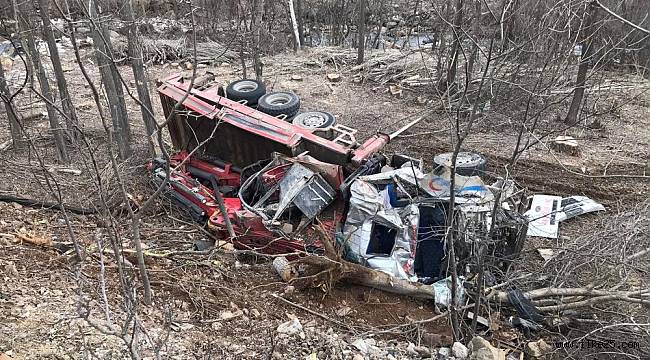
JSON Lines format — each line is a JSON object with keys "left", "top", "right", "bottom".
{"left": 265, "top": 93, "right": 292, "bottom": 105}
{"left": 234, "top": 80, "right": 258, "bottom": 92}
{"left": 302, "top": 114, "right": 327, "bottom": 128}
{"left": 435, "top": 152, "right": 483, "bottom": 167}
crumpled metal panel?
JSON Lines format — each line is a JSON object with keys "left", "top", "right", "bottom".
{"left": 342, "top": 180, "right": 419, "bottom": 280}
{"left": 274, "top": 163, "right": 336, "bottom": 220}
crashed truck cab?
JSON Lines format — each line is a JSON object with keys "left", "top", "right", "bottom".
{"left": 154, "top": 73, "right": 528, "bottom": 283}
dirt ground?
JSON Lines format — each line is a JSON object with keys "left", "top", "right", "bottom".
{"left": 0, "top": 42, "right": 649, "bottom": 359}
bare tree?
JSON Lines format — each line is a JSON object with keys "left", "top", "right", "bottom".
{"left": 37, "top": 0, "right": 78, "bottom": 136}
{"left": 295, "top": 0, "right": 305, "bottom": 46}
{"left": 252, "top": 0, "right": 265, "bottom": 78}
{"left": 19, "top": 2, "right": 69, "bottom": 162}
{"left": 124, "top": 0, "right": 157, "bottom": 152}
{"left": 0, "top": 58, "right": 22, "bottom": 148}
{"left": 87, "top": 0, "right": 131, "bottom": 159}
{"left": 442, "top": 0, "right": 464, "bottom": 92}
{"left": 289, "top": 0, "right": 301, "bottom": 51}
{"left": 565, "top": 1, "right": 597, "bottom": 125}
{"left": 356, "top": 0, "right": 366, "bottom": 64}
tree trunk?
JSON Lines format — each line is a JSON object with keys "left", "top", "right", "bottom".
{"left": 21, "top": 7, "right": 69, "bottom": 163}
{"left": 356, "top": 0, "right": 366, "bottom": 64}
{"left": 88, "top": 0, "right": 131, "bottom": 159}
{"left": 0, "top": 59, "right": 22, "bottom": 148}
{"left": 435, "top": 2, "right": 450, "bottom": 84}
{"left": 445, "top": 0, "right": 464, "bottom": 91}
{"left": 239, "top": 35, "right": 248, "bottom": 79}
{"left": 295, "top": 0, "right": 305, "bottom": 46}
{"left": 565, "top": 3, "right": 596, "bottom": 125}
{"left": 466, "top": 0, "right": 482, "bottom": 81}
{"left": 124, "top": 0, "right": 156, "bottom": 153}
{"left": 38, "top": 0, "right": 78, "bottom": 138}
{"left": 102, "top": 31, "right": 131, "bottom": 146}
{"left": 289, "top": 0, "right": 301, "bottom": 51}
{"left": 499, "top": 0, "right": 518, "bottom": 51}
{"left": 252, "top": 0, "right": 265, "bottom": 79}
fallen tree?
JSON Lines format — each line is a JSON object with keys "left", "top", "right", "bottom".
{"left": 286, "top": 226, "right": 437, "bottom": 300}
{"left": 280, "top": 226, "right": 650, "bottom": 319}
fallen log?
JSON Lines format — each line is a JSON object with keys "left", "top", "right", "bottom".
{"left": 287, "top": 226, "right": 436, "bottom": 300}
{"left": 0, "top": 194, "right": 101, "bottom": 214}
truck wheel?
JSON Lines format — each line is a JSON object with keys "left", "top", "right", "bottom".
{"left": 226, "top": 79, "right": 266, "bottom": 105}
{"left": 257, "top": 91, "right": 301, "bottom": 117}
{"left": 433, "top": 152, "right": 487, "bottom": 176}
{"left": 292, "top": 111, "right": 336, "bottom": 129}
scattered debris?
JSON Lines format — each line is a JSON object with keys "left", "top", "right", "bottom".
{"left": 525, "top": 195, "right": 562, "bottom": 238}
{"left": 433, "top": 276, "right": 466, "bottom": 307}
{"left": 438, "top": 347, "right": 452, "bottom": 358}
{"left": 466, "top": 311, "right": 491, "bottom": 329}
{"left": 388, "top": 84, "right": 403, "bottom": 97}
{"left": 556, "top": 196, "right": 605, "bottom": 221}
{"left": 536, "top": 248, "right": 555, "bottom": 261}
{"left": 526, "top": 195, "right": 605, "bottom": 238}
{"left": 273, "top": 256, "right": 296, "bottom": 282}
{"left": 169, "top": 321, "right": 195, "bottom": 332}
{"left": 0, "top": 58, "right": 12, "bottom": 72}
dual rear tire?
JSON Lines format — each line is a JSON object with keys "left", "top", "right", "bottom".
{"left": 226, "top": 79, "right": 337, "bottom": 131}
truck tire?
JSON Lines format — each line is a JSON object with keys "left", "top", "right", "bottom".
{"left": 257, "top": 91, "right": 301, "bottom": 117}
{"left": 433, "top": 152, "right": 487, "bottom": 176}
{"left": 292, "top": 111, "right": 336, "bottom": 129}
{"left": 225, "top": 79, "right": 266, "bottom": 105}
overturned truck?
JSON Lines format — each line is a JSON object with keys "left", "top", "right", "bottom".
{"left": 153, "top": 73, "right": 528, "bottom": 284}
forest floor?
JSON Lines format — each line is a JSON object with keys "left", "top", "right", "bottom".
{"left": 0, "top": 41, "right": 649, "bottom": 360}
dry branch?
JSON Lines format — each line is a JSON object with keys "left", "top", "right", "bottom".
{"left": 488, "top": 287, "right": 650, "bottom": 313}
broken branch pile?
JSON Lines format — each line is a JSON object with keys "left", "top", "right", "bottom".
{"left": 309, "top": 47, "right": 437, "bottom": 87}
{"left": 111, "top": 35, "right": 239, "bottom": 65}
{"left": 349, "top": 49, "right": 436, "bottom": 86}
